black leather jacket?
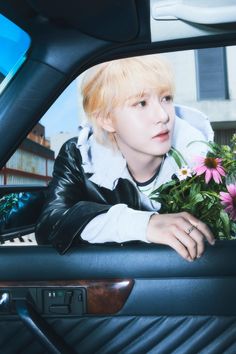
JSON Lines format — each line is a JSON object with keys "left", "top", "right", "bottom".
{"left": 35, "top": 138, "right": 149, "bottom": 254}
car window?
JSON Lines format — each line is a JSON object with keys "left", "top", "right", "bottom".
{"left": 0, "top": 45, "right": 235, "bottom": 246}
{"left": 40, "top": 80, "right": 83, "bottom": 157}
{"left": 40, "top": 45, "right": 236, "bottom": 155}
{"left": 1, "top": 46, "right": 236, "bottom": 188}
{"left": 0, "top": 80, "right": 81, "bottom": 187}
{"left": 0, "top": 13, "right": 31, "bottom": 95}
{"left": 165, "top": 45, "right": 236, "bottom": 144}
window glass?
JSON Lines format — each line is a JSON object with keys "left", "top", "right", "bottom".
{"left": 1, "top": 45, "right": 236, "bottom": 246}
{"left": 0, "top": 80, "right": 81, "bottom": 186}
{"left": 2, "top": 131, "right": 54, "bottom": 186}
{"left": 164, "top": 45, "right": 236, "bottom": 143}
{"left": 40, "top": 80, "right": 83, "bottom": 157}
{"left": 1, "top": 45, "right": 236, "bottom": 188}
{"left": 0, "top": 13, "right": 31, "bottom": 94}
{"left": 195, "top": 47, "right": 229, "bottom": 100}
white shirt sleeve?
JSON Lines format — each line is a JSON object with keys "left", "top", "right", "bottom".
{"left": 81, "top": 204, "right": 156, "bottom": 243}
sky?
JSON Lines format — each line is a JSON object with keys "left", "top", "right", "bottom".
{"left": 40, "top": 79, "right": 84, "bottom": 139}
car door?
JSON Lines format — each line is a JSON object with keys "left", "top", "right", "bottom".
{"left": 1, "top": 1, "right": 236, "bottom": 353}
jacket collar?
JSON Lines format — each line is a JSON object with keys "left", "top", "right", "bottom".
{"left": 77, "top": 123, "right": 130, "bottom": 189}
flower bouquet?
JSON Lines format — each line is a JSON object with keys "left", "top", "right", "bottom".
{"left": 150, "top": 134, "right": 236, "bottom": 240}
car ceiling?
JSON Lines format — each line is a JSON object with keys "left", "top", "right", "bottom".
{"left": 1, "top": 1, "right": 236, "bottom": 76}
{"left": 0, "top": 0, "right": 236, "bottom": 167}
{"left": 28, "top": 0, "right": 140, "bottom": 42}
{"left": 0, "top": 0, "right": 146, "bottom": 42}
{"left": 0, "top": 0, "right": 151, "bottom": 167}
{"left": 0, "top": 0, "right": 151, "bottom": 73}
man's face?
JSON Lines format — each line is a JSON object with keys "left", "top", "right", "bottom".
{"left": 109, "top": 87, "right": 175, "bottom": 162}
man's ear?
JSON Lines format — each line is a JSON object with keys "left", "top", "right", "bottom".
{"left": 97, "top": 114, "right": 116, "bottom": 133}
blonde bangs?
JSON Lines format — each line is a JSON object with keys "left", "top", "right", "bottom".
{"left": 101, "top": 57, "right": 174, "bottom": 111}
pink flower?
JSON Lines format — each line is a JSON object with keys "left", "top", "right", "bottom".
{"left": 193, "top": 156, "right": 226, "bottom": 184}
{"left": 220, "top": 184, "right": 236, "bottom": 221}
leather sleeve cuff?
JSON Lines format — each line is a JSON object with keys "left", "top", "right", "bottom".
{"left": 50, "top": 201, "right": 111, "bottom": 254}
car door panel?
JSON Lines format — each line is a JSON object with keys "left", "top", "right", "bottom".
{"left": 0, "top": 243, "right": 236, "bottom": 353}
{"left": 1, "top": 316, "right": 236, "bottom": 354}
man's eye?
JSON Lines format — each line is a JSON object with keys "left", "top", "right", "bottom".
{"left": 137, "top": 100, "right": 147, "bottom": 107}
{"left": 162, "top": 95, "right": 173, "bottom": 102}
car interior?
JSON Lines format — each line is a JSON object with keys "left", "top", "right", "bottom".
{"left": 0, "top": 1, "right": 236, "bottom": 353}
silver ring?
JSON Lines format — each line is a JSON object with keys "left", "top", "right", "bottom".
{"left": 187, "top": 225, "right": 195, "bottom": 235}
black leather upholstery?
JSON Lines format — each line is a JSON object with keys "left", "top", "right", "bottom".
{"left": 1, "top": 241, "right": 236, "bottom": 281}
{"left": 1, "top": 242, "right": 236, "bottom": 352}
{"left": 1, "top": 316, "right": 236, "bottom": 354}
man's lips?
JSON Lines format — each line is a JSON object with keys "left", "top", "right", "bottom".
{"left": 152, "top": 130, "right": 169, "bottom": 139}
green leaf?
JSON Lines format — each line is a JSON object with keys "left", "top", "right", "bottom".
{"left": 191, "top": 193, "right": 204, "bottom": 204}
{"left": 187, "top": 140, "right": 213, "bottom": 150}
{"left": 151, "top": 179, "right": 177, "bottom": 195}
{"left": 220, "top": 210, "right": 230, "bottom": 237}
{"left": 182, "top": 193, "right": 204, "bottom": 210}
{"left": 231, "top": 222, "right": 236, "bottom": 238}
{"left": 169, "top": 147, "right": 187, "bottom": 168}
{"left": 189, "top": 183, "right": 201, "bottom": 197}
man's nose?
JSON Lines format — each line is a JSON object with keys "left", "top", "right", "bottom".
{"left": 151, "top": 101, "right": 169, "bottom": 125}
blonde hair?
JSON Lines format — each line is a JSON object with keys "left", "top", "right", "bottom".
{"left": 81, "top": 54, "right": 175, "bottom": 146}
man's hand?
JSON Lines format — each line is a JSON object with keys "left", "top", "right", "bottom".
{"left": 146, "top": 212, "right": 215, "bottom": 261}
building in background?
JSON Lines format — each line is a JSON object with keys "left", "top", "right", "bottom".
{"left": 50, "top": 131, "right": 77, "bottom": 157}
{"left": 0, "top": 123, "right": 54, "bottom": 185}
{"left": 166, "top": 46, "right": 236, "bottom": 144}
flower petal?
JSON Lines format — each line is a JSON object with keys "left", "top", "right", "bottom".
{"left": 225, "top": 205, "right": 233, "bottom": 212}
{"left": 212, "top": 170, "right": 222, "bottom": 184}
{"left": 230, "top": 211, "right": 236, "bottom": 221}
{"left": 194, "top": 166, "right": 207, "bottom": 175}
{"left": 227, "top": 184, "right": 236, "bottom": 196}
{"left": 205, "top": 169, "right": 212, "bottom": 184}
{"left": 219, "top": 192, "right": 233, "bottom": 203}
{"left": 193, "top": 156, "right": 205, "bottom": 164}
{"left": 216, "top": 166, "right": 226, "bottom": 176}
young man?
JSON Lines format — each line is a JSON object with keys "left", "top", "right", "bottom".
{"left": 36, "top": 55, "right": 215, "bottom": 261}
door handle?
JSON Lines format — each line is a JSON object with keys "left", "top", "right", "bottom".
{"left": 152, "top": 0, "right": 236, "bottom": 24}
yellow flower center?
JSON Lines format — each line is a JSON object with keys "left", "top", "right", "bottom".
{"left": 182, "top": 169, "right": 188, "bottom": 175}
{"left": 204, "top": 157, "right": 218, "bottom": 169}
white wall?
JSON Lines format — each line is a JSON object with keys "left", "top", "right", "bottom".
{"left": 165, "top": 46, "right": 236, "bottom": 124}
{"left": 164, "top": 50, "right": 197, "bottom": 101}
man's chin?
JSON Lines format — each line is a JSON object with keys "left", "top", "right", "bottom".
{"left": 155, "top": 142, "right": 171, "bottom": 156}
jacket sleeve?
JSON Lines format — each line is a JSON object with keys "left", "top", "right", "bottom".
{"left": 35, "top": 138, "right": 112, "bottom": 254}
{"left": 81, "top": 204, "right": 154, "bottom": 243}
